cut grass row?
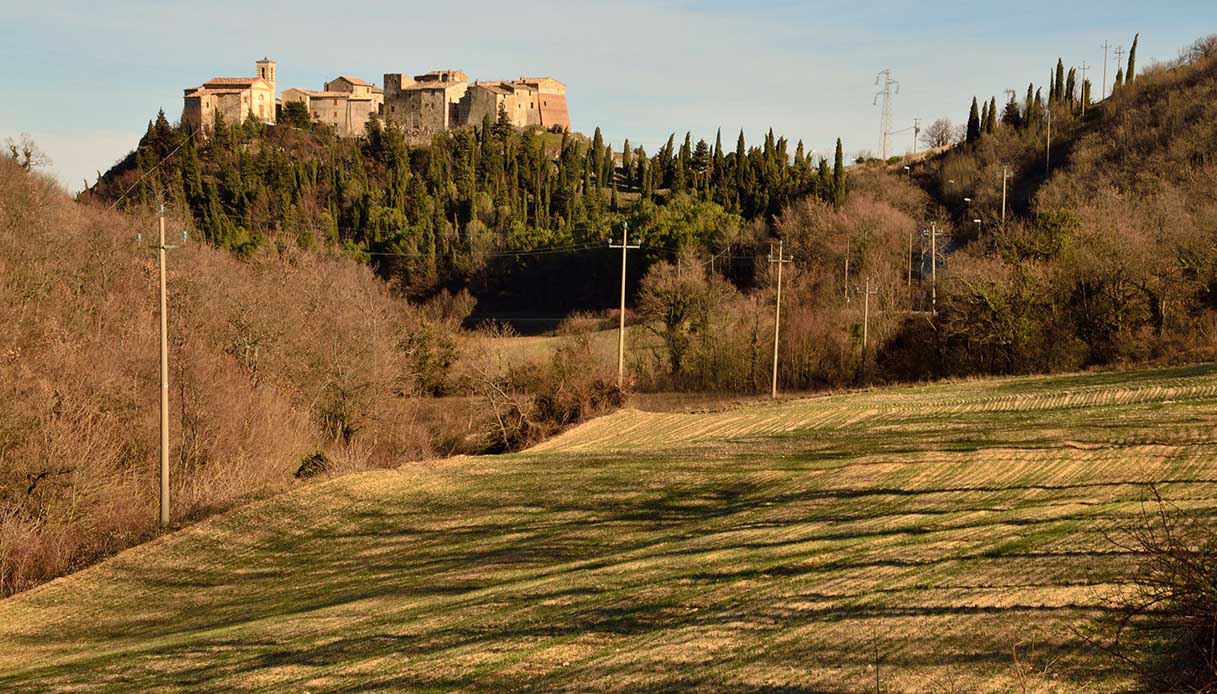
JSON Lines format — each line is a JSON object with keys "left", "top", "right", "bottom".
{"left": 1, "top": 364, "right": 1215, "bottom": 692}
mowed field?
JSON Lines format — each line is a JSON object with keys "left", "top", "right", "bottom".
{"left": 3, "top": 365, "right": 1217, "bottom": 692}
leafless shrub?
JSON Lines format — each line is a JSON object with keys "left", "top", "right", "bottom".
{"left": 1088, "top": 486, "right": 1217, "bottom": 692}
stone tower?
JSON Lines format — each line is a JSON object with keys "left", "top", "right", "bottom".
{"left": 256, "top": 58, "right": 276, "bottom": 95}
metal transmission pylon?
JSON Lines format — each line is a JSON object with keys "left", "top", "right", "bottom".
{"left": 873, "top": 69, "right": 899, "bottom": 161}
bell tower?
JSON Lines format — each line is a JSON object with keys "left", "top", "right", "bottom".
{"left": 256, "top": 57, "right": 276, "bottom": 93}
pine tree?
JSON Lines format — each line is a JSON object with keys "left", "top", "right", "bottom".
{"left": 832, "top": 138, "right": 846, "bottom": 210}
{"left": 1127, "top": 33, "right": 1139, "bottom": 85}
{"left": 966, "top": 97, "right": 982, "bottom": 143}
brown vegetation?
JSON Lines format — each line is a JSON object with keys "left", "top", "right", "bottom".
{"left": 0, "top": 158, "right": 463, "bottom": 595}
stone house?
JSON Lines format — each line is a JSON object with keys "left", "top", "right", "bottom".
{"left": 382, "top": 70, "right": 470, "bottom": 142}
{"left": 182, "top": 59, "right": 276, "bottom": 135}
{"left": 281, "top": 75, "right": 384, "bottom": 137}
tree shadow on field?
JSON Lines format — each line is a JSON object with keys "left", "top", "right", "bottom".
{"left": 0, "top": 411, "right": 1188, "bottom": 690}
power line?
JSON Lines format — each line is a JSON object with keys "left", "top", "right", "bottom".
{"left": 107, "top": 126, "right": 198, "bottom": 211}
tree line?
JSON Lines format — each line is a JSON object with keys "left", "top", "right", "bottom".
{"left": 96, "top": 108, "right": 848, "bottom": 312}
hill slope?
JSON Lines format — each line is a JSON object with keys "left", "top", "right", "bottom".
{"left": 3, "top": 365, "right": 1217, "bottom": 691}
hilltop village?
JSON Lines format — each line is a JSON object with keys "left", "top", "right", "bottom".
{"left": 181, "top": 58, "right": 570, "bottom": 142}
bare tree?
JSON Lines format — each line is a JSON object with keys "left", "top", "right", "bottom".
{"left": 5, "top": 134, "right": 50, "bottom": 171}
{"left": 920, "top": 118, "right": 955, "bottom": 149}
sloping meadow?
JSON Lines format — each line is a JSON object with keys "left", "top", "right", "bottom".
{"left": 2, "top": 364, "right": 1215, "bottom": 691}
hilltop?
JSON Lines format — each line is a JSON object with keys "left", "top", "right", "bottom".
{"left": 2, "top": 364, "right": 1216, "bottom": 691}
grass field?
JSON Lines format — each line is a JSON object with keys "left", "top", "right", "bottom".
{"left": 3, "top": 365, "right": 1217, "bottom": 692}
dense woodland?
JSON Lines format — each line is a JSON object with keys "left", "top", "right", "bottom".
{"left": 93, "top": 109, "right": 848, "bottom": 315}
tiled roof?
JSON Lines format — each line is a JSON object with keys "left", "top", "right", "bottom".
{"left": 331, "top": 75, "right": 370, "bottom": 86}
{"left": 290, "top": 89, "right": 353, "bottom": 98}
{"left": 185, "top": 87, "right": 248, "bottom": 97}
{"left": 203, "top": 77, "right": 266, "bottom": 87}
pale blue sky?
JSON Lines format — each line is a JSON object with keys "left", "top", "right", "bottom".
{"left": 2, "top": 1, "right": 1214, "bottom": 192}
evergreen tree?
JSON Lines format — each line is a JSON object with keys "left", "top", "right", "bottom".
{"left": 1065, "top": 67, "right": 1077, "bottom": 108}
{"left": 1055, "top": 59, "right": 1066, "bottom": 102}
{"left": 621, "top": 139, "right": 632, "bottom": 188}
{"left": 832, "top": 138, "right": 846, "bottom": 210}
{"left": 966, "top": 97, "right": 982, "bottom": 143}
{"left": 1114, "top": 67, "right": 1125, "bottom": 92}
{"left": 1127, "top": 33, "right": 1139, "bottom": 85}
{"left": 817, "top": 156, "right": 831, "bottom": 202}
{"left": 1024, "top": 83, "right": 1036, "bottom": 127}
{"left": 985, "top": 96, "right": 998, "bottom": 134}
{"left": 1001, "top": 98, "right": 1023, "bottom": 129}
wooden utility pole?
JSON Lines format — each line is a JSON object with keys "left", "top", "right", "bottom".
{"left": 930, "top": 222, "right": 938, "bottom": 317}
{"left": 769, "top": 239, "right": 792, "bottom": 399}
{"left": 1001, "top": 166, "right": 1011, "bottom": 224}
{"left": 157, "top": 206, "right": 170, "bottom": 529}
{"left": 843, "top": 235, "right": 850, "bottom": 304}
{"left": 609, "top": 222, "right": 639, "bottom": 388}
{"left": 861, "top": 277, "right": 879, "bottom": 381}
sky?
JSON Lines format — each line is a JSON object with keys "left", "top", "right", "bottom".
{"left": 2, "top": 1, "right": 1215, "bottom": 193}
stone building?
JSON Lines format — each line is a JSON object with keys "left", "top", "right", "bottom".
{"left": 281, "top": 75, "right": 384, "bottom": 136}
{"left": 455, "top": 77, "right": 570, "bottom": 131}
{"left": 182, "top": 60, "right": 570, "bottom": 142}
{"left": 182, "top": 58, "right": 276, "bottom": 134}
{"left": 382, "top": 70, "right": 569, "bottom": 142}
{"left": 382, "top": 70, "right": 470, "bottom": 141}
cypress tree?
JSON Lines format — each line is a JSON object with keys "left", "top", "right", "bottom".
{"left": 980, "top": 100, "right": 989, "bottom": 132}
{"left": 1055, "top": 59, "right": 1066, "bottom": 102}
{"left": 711, "top": 128, "right": 724, "bottom": 188}
{"left": 1127, "top": 33, "right": 1139, "bottom": 84}
{"left": 621, "top": 139, "right": 632, "bottom": 188}
{"left": 1114, "top": 67, "right": 1124, "bottom": 92}
{"left": 1025, "top": 83, "right": 1035, "bottom": 127}
{"left": 966, "top": 97, "right": 982, "bottom": 143}
{"left": 1065, "top": 67, "right": 1077, "bottom": 108}
{"left": 986, "top": 96, "right": 998, "bottom": 133}
{"left": 832, "top": 138, "right": 846, "bottom": 210}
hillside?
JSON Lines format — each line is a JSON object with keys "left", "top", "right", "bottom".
{"left": 88, "top": 113, "right": 837, "bottom": 319}
{"left": 3, "top": 364, "right": 1216, "bottom": 691}
{"left": 0, "top": 157, "right": 475, "bottom": 596}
